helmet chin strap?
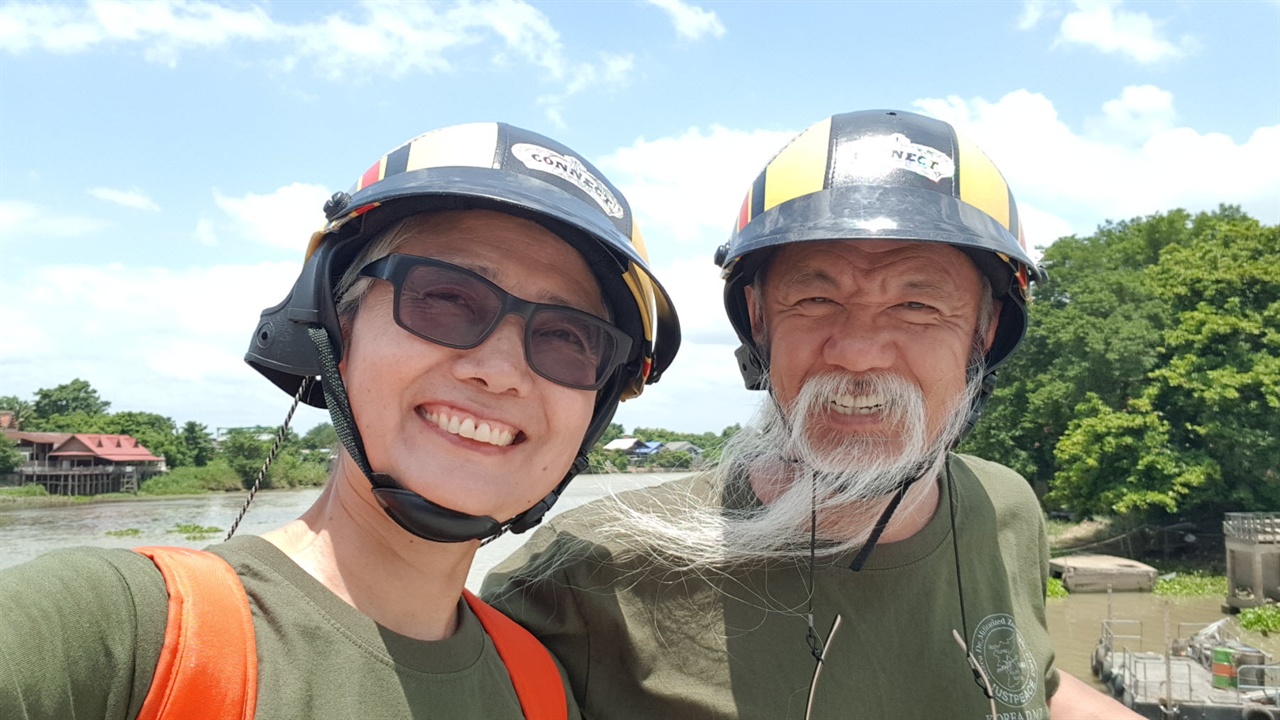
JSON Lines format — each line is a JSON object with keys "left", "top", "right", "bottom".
{"left": 307, "top": 327, "right": 578, "bottom": 545}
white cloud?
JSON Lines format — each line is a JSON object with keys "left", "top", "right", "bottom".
{"left": 1017, "top": 0, "right": 1052, "bottom": 30}
{"left": 1028, "top": 0, "right": 1193, "bottom": 63}
{"left": 194, "top": 217, "right": 217, "bottom": 247}
{"left": 0, "top": 199, "right": 105, "bottom": 240}
{"left": 0, "top": 260, "right": 330, "bottom": 431}
{"left": 214, "top": 182, "right": 329, "bottom": 250}
{"left": 538, "top": 51, "right": 635, "bottom": 127}
{"left": 646, "top": 0, "right": 726, "bottom": 41}
{"left": 0, "top": 0, "right": 271, "bottom": 57}
{"left": 0, "top": 0, "right": 630, "bottom": 121}
{"left": 1085, "top": 84, "right": 1175, "bottom": 142}
{"left": 914, "top": 87, "right": 1280, "bottom": 241}
{"left": 88, "top": 186, "right": 160, "bottom": 212}
{"left": 598, "top": 125, "right": 797, "bottom": 247}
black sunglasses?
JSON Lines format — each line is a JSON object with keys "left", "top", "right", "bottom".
{"left": 357, "top": 254, "right": 632, "bottom": 390}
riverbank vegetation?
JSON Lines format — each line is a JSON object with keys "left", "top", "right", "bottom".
{"left": 1240, "top": 605, "right": 1280, "bottom": 635}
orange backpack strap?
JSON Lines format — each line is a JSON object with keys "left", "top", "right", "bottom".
{"left": 133, "top": 547, "right": 258, "bottom": 720}
{"left": 463, "top": 589, "right": 568, "bottom": 720}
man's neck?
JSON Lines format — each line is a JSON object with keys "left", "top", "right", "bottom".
{"left": 875, "top": 476, "right": 941, "bottom": 544}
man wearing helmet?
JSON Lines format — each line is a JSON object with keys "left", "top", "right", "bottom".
{"left": 0, "top": 122, "right": 680, "bottom": 719}
{"left": 485, "top": 111, "right": 1134, "bottom": 717}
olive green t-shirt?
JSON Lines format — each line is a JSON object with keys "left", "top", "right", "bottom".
{"left": 483, "top": 454, "right": 1058, "bottom": 720}
{"left": 0, "top": 535, "right": 580, "bottom": 720}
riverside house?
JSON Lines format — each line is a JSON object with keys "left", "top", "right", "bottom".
{"left": 3, "top": 430, "right": 165, "bottom": 495}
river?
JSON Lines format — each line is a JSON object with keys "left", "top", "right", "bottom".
{"left": 2, "top": 473, "right": 1264, "bottom": 692}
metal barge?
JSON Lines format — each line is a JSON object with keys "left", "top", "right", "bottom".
{"left": 1092, "top": 616, "right": 1278, "bottom": 719}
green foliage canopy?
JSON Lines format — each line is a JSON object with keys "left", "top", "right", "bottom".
{"left": 31, "top": 379, "right": 110, "bottom": 419}
{"left": 0, "top": 435, "right": 23, "bottom": 475}
{"left": 964, "top": 206, "right": 1279, "bottom": 519}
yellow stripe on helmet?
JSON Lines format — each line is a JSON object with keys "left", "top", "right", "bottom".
{"left": 763, "top": 116, "right": 832, "bottom": 213}
{"left": 956, "top": 132, "right": 1011, "bottom": 231}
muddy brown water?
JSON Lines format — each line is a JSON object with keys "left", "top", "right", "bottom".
{"left": 3, "top": 475, "right": 1270, "bottom": 691}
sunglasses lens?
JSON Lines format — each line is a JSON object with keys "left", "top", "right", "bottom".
{"left": 398, "top": 265, "right": 501, "bottom": 347}
{"left": 385, "top": 258, "right": 622, "bottom": 390}
{"left": 528, "top": 311, "right": 617, "bottom": 389}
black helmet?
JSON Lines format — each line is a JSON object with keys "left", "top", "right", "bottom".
{"left": 245, "top": 122, "right": 681, "bottom": 542}
{"left": 715, "top": 109, "right": 1044, "bottom": 391}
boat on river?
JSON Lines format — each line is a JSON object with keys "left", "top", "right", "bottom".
{"left": 1092, "top": 615, "right": 1279, "bottom": 719}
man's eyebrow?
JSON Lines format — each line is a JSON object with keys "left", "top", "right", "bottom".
{"left": 899, "top": 277, "right": 956, "bottom": 297}
{"left": 779, "top": 267, "right": 842, "bottom": 290}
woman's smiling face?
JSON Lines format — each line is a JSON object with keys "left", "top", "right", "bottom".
{"left": 339, "top": 209, "right": 603, "bottom": 522}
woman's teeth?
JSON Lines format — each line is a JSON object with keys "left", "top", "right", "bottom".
{"left": 422, "top": 410, "right": 516, "bottom": 447}
{"left": 830, "top": 394, "right": 885, "bottom": 415}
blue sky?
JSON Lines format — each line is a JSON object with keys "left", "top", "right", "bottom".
{"left": 2, "top": 0, "right": 1277, "bottom": 437}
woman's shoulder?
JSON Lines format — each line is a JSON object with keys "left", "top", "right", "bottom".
{"left": 2, "top": 545, "right": 166, "bottom": 595}
{"left": 0, "top": 547, "right": 170, "bottom": 720}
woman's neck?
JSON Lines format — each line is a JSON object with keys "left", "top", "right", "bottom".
{"left": 262, "top": 470, "right": 479, "bottom": 641}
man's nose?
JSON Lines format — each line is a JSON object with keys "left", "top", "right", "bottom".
{"left": 820, "top": 310, "right": 897, "bottom": 373}
{"left": 452, "top": 315, "right": 534, "bottom": 395}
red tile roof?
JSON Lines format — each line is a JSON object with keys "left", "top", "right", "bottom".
{"left": 3, "top": 430, "right": 162, "bottom": 463}
{"left": 50, "top": 434, "right": 163, "bottom": 463}
{"left": 4, "top": 430, "right": 73, "bottom": 445}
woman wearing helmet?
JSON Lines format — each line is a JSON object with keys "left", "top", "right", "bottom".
{"left": 0, "top": 122, "right": 680, "bottom": 719}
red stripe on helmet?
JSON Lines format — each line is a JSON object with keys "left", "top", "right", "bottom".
{"left": 359, "top": 161, "right": 381, "bottom": 191}
{"left": 737, "top": 192, "right": 750, "bottom": 231}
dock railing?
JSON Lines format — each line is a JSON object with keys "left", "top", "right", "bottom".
{"left": 1101, "top": 618, "right": 1144, "bottom": 658}
{"left": 1123, "top": 652, "right": 1198, "bottom": 705}
{"left": 1224, "top": 512, "right": 1280, "bottom": 542}
{"left": 1236, "top": 664, "right": 1280, "bottom": 705}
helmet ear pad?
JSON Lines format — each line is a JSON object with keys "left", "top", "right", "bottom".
{"left": 956, "top": 246, "right": 1029, "bottom": 372}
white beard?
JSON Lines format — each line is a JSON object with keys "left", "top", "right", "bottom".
{"left": 597, "top": 361, "right": 985, "bottom": 570}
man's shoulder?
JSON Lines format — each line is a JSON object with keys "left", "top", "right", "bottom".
{"left": 950, "top": 453, "right": 1039, "bottom": 506}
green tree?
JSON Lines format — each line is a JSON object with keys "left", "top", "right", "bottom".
{"left": 0, "top": 396, "right": 35, "bottom": 429}
{"left": 587, "top": 448, "right": 629, "bottom": 473}
{"left": 651, "top": 449, "right": 692, "bottom": 470}
{"left": 0, "top": 435, "right": 23, "bottom": 475}
{"left": 1047, "top": 394, "right": 1216, "bottom": 517}
{"left": 31, "top": 379, "right": 111, "bottom": 420}
{"left": 963, "top": 208, "right": 1262, "bottom": 495}
{"left": 300, "top": 423, "right": 338, "bottom": 451}
{"left": 597, "top": 422, "right": 625, "bottom": 447}
{"left": 181, "top": 421, "right": 217, "bottom": 467}
{"left": 1010, "top": 207, "right": 1279, "bottom": 519}
{"left": 219, "top": 430, "right": 273, "bottom": 489}
{"left": 1143, "top": 215, "right": 1280, "bottom": 513}
{"left": 106, "top": 411, "right": 190, "bottom": 468}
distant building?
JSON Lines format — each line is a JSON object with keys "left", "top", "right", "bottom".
{"left": 632, "top": 441, "right": 665, "bottom": 458}
{"left": 0, "top": 411, "right": 15, "bottom": 430}
{"left": 663, "top": 441, "right": 702, "bottom": 457}
{"left": 603, "top": 437, "right": 645, "bottom": 454}
{"left": 3, "top": 430, "right": 165, "bottom": 495}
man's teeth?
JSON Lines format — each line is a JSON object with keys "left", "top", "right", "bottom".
{"left": 830, "top": 394, "right": 886, "bottom": 415}
{"left": 423, "top": 410, "right": 516, "bottom": 447}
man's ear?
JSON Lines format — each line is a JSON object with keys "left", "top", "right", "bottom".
{"left": 983, "top": 298, "right": 1003, "bottom": 352}
{"left": 745, "top": 284, "right": 765, "bottom": 343}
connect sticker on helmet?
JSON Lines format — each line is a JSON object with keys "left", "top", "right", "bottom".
{"left": 844, "top": 133, "right": 955, "bottom": 183}
{"left": 511, "top": 143, "right": 625, "bottom": 219}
